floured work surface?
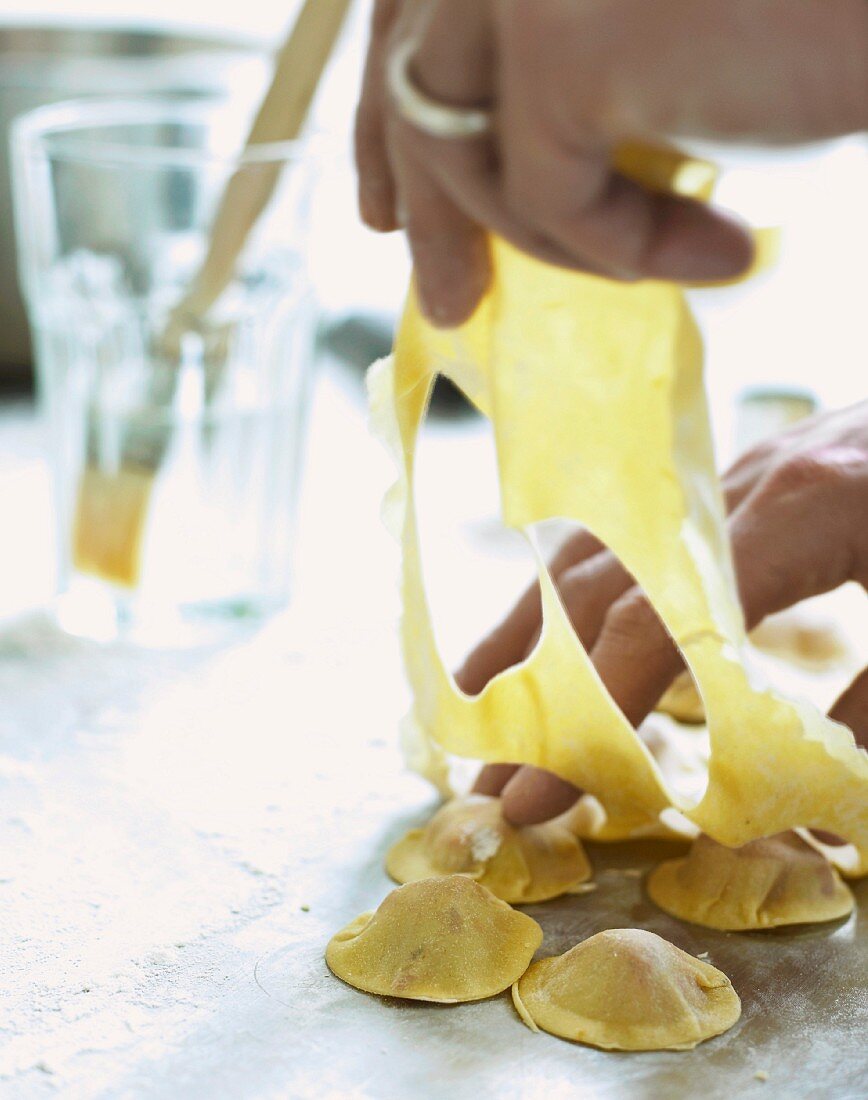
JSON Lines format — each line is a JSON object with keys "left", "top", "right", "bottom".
{"left": 2, "top": 387, "right": 866, "bottom": 1098}
{"left": 260, "top": 830, "right": 868, "bottom": 1099}
{"left": 4, "top": 234, "right": 867, "bottom": 1097}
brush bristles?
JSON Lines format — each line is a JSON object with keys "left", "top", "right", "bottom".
{"left": 72, "top": 466, "right": 154, "bottom": 588}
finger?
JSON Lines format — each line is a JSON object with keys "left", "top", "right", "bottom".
{"left": 494, "top": 8, "right": 755, "bottom": 283}
{"left": 378, "top": 0, "right": 495, "bottom": 324}
{"left": 455, "top": 580, "right": 542, "bottom": 695}
{"left": 355, "top": 0, "right": 401, "bottom": 231}
{"left": 588, "top": 587, "right": 686, "bottom": 729}
{"left": 501, "top": 765, "right": 581, "bottom": 825}
{"left": 502, "top": 141, "right": 755, "bottom": 283}
{"left": 583, "top": 450, "right": 864, "bottom": 733}
{"left": 723, "top": 463, "right": 766, "bottom": 513}
{"left": 406, "top": 107, "right": 751, "bottom": 284}
{"left": 389, "top": 123, "right": 492, "bottom": 326}
{"left": 401, "top": 4, "right": 617, "bottom": 283}
{"left": 730, "top": 451, "right": 863, "bottom": 629}
{"left": 400, "top": 128, "right": 625, "bottom": 281}
{"left": 455, "top": 529, "right": 604, "bottom": 695}
{"left": 472, "top": 763, "right": 521, "bottom": 796}
{"left": 829, "top": 666, "right": 868, "bottom": 750}
{"left": 586, "top": 186, "right": 756, "bottom": 285}
{"left": 722, "top": 439, "right": 780, "bottom": 512}
{"left": 500, "top": 613, "right": 866, "bottom": 832}
{"left": 555, "top": 551, "right": 635, "bottom": 651}
{"left": 518, "top": 548, "right": 633, "bottom": 662}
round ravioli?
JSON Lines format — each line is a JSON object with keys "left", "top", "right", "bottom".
{"left": 326, "top": 875, "right": 542, "bottom": 1002}
{"left": 513, "top": 928, "right": 740, "bottom": 1051}
{"left": 385, "top": 795, "right": 592, "bottom": 903}
{"left": 647, "top": 831, "right": 854, "bottom": 931}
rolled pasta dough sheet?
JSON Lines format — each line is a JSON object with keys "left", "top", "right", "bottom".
{"left": 368, "top": 153, "right": 868, "bottom": 873}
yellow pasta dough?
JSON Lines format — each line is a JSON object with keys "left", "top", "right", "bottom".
{"left": 657, "top": 671, "right": 707, "bottom": 725}
{"left": 386, "top": 795, "right": 592, "bottom": 903}
{"left": 658, "top": 614, "right": 853, "bottom": 725}
{"left": 325, "top": 875, "right": 542, "bottom": 1003}
{"left": 368, "top": 148, "right": 868, "bottom": 871}
{"left": 566, "top": 717, "right": 708, "bottom": 841}
{"left": 646, "top": 831, "right": 854, "bottom": 931}
{"left": 512, "top": 928, "right": 741, "bottom": 1051}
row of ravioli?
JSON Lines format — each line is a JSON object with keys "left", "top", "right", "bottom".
{"left": 325, "top": 794, "right": 855, "bottom": 1052}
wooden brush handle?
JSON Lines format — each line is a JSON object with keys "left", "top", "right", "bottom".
{"left": 175, "top": 0, "right": 353, "bottom": 324}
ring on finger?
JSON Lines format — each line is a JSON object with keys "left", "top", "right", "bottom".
{"left": 387, "top": 37, "right": 494, "bottom": 139}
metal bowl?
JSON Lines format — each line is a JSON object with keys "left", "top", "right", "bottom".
{"left": 0, "top": 22, "right": 270, "bottom": 377}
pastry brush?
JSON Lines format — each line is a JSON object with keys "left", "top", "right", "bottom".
{"left": 72, "top": 0, "right": 354, "bottom": 589}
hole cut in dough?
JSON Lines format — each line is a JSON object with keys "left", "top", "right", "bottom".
{"left": 325, "top": 875, "right": 542, "bottom": 1003}
{"left": 646, "top": 831, "right": 855, "bottom": 931}
{"left": 512, "top": 928, "right": 741, "bottom": 1051}
{"left": 385, "top": 795, "right": 592, "bottom": 903}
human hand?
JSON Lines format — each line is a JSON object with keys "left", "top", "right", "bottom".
{"left": 457, "top": 401, "right": 868, "bottom": 825}
{"left": 356, "top": 0, "right": 868, "bottom": 325}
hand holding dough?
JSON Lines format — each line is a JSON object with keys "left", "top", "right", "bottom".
{"left": 386, "top": 795, "right": 592, "bottom": 903}
{"left": 326, "top": 875, "right": 542, "bottom": 1003}
{"left": 370, "top": 227, "right": 868, "bottom": 868}
{"left": 513, "top": 928, "right": 741, "bottom": 1051}
{"left": 647, "top": 831, "right": 854, "bottom": 931}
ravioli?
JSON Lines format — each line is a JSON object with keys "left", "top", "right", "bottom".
{"left": 325, "top": 875, "right": 542, "bottom": 1003}
{"left": 386, "top": 795, "right": 592, "bottom": 903}
{"left": 512, "top": 928, "right": 740, "bottom": 1051}
{"left": 646, "top": 831, "right": 854, "bottom": 931}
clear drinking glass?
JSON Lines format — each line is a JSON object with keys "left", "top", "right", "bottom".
{"left": 12, "top": 98, "right": 320, "bottom": 644}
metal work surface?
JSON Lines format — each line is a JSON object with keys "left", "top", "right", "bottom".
{"left": 261, "top": 833, "right": 867, "bottom": 1100}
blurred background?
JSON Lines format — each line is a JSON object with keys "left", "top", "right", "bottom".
{"left": 0, "top": 0, "right": 865, "bottom": 646}
{"left": 0, "top": 0, "right": 415, "bottom": 633}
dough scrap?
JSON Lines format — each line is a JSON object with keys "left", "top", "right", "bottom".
{"left": 386, "top": 795, "right": 592, "bottom": 903}
{"left": 647, "top": 831, "right": 854, "bottom": 931}
{"left": 325, "top": 875, "right": 542, "bottom": 1003}
{"left": 513, "top": 928, "right": 740, "bottom": 1051}
{"left": 369, "top": 143, "right": 868, "bottom": 870}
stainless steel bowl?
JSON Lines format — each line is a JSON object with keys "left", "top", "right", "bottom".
{"left": 0, "top": 22, "right": 270, "bottom": 377}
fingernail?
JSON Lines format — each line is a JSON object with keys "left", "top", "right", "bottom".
{"left": 420, "top": 293, "right": 463, "bottom": 329}
{"left": 359, "top": 186, "right": 397, "bottom": 232}
{"left": 427, "top": 299, "right": 455, "bottom": 326}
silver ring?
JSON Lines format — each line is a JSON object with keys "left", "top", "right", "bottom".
{"left": 387, "top": 37, "right": 493, "bottom": 139}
